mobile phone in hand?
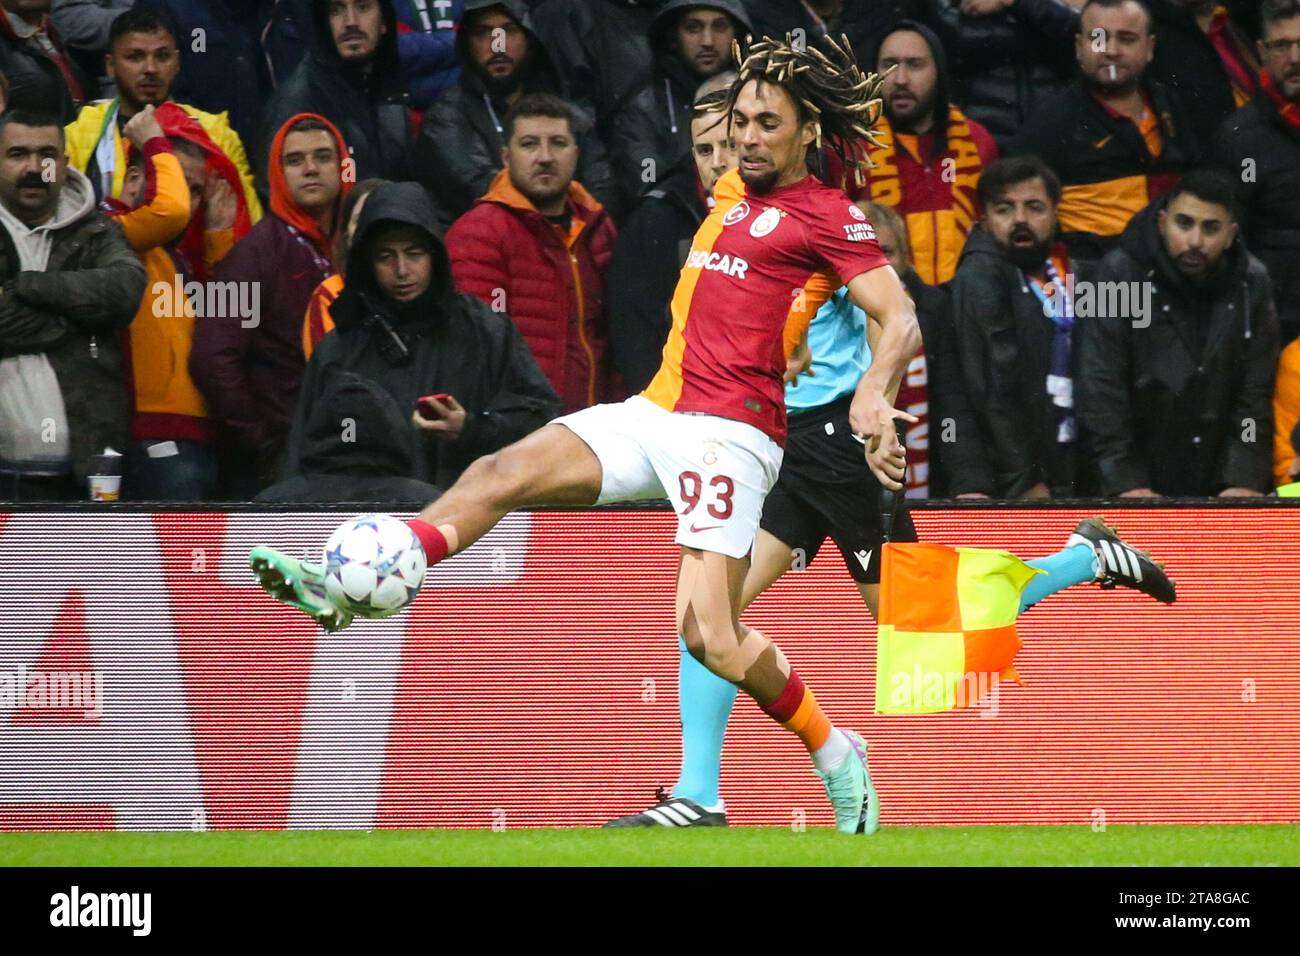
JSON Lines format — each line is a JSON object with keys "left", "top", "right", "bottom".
{"left": 416, "top": 393, "right": 452, "bottom": 418}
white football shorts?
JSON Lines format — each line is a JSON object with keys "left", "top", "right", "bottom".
{"left": 553, "top": 395, "right": 783, "bottom": 558}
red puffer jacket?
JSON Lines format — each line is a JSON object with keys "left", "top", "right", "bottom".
{"left": 447, "top": 169, "right": 620, "bottom": 412}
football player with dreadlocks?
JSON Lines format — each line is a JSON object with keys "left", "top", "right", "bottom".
{"left": 600, "top": 40, "right": 1178, "bottom": 832}
{"left": 251, "top": 33, "right": 919, "bottom": 834}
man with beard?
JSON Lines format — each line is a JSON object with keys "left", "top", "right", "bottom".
{"left": 863, "top": 21, "right": 997, "bottom": 285}
{"left": 414, "top": 0, "right": 616, "bottom": 224}
{"left": 950, "top": 156, "right": 1091, "bottom": 498}
{"left": 261, "top": 0, "right": 411, "bottom": 186}
{"left": 1215, "top": 0, "right": 1300, "bottom": 346}
{"left": 1078, "top": 169, "right": 1279, "bottom": 497}
{"left": 446, "top": 93, "right": 619, "bottom": 413}
{"left": 64, "top": 9, "right": 262, "bottom": 219}
{"left": 610, "top": 0, "right": 750, "bottom": 209}
{"left": 1008, "top": 0, "right": 1199, "bottom": 260}
{"left": 0, "top": 109, "right": 146, "bottom": 500}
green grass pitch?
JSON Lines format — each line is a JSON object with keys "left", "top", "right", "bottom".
{"left": 2, "top": 825, "right": 1297, "bottom": 866}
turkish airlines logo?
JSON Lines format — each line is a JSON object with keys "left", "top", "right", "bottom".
{"left": 722, "top": 201, "right": 750, "bottom": 226}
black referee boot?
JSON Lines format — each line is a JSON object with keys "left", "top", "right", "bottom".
{"left": 603, "top": 787, "right": 728, "bottom": 828}
{"left": 1067, "top": 516, "right": 1177, "bottom": 604}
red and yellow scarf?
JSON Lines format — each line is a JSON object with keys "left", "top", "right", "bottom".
{"left": 866, "top": 105, "right": 987, "bottom": 285}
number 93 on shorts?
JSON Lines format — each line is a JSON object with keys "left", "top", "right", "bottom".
{"left": 552, "top": 395, "right": 784, "bottom": 558}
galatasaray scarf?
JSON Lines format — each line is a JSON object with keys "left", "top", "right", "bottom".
{"left": 866, "top": 105, "right": 986, "bottom": 285}
{"left": 1206, "top": 6, "right": 1260, "bottom": 108}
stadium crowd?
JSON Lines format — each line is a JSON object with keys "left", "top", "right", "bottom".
{"left": 0, "top": 0, "right": 1297, "bottom": 502}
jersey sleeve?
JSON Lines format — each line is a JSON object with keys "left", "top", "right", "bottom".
{"left": 805, "top": 194, "right": 890, "bottom": 285}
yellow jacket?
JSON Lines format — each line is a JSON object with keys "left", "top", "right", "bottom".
{"left": 116, "top": 141, "right": 235, "bottom": 434}
{"left": 1274, "top": 337, "right": 1300, "bottom": 487}
{"left": 66, "top": 99, "right": 263, "bottom": 223}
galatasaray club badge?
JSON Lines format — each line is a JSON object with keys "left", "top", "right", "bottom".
{"left": 750, "top": 206, "right": 781, "bottom": 238}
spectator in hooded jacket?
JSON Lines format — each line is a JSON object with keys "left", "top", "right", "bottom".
{"left": 134, "top": 0, "right": 310, "bottom": 153}
{"left": 0, "top": 109, "right": 146, "bottom": 500}
{"left": 288, "top": 181, "right": 561, "bottom": 490}
{"left": 1215, "top": 0, "right": 1300, "bottom": 346}
{"left": 951, "top": 156, "right": 1090, "bottom": 498}
{"left": 610, "top": 0, "right": 750, "bottom": 209}
{"left": 1007, "top": 0, "right": 1200, "bottom": 260}
{"left": 64, "top": 9, "right": 263, "bottom": 221}
{"left": 530, "top": 0, "right": 657, "bottom": 143}
{"left": 863, "top": 20, "right": 998, "bottom": 285}
{"left": 607, "top": 73, "right": 734, "bottom": 395}
{"left": 261, "top": 0, "right": 412, "bottom": 188}
{"left": 105, "top": 104, "right": 250, "bottom": 500}
{"left": 393, "top": 0, "right": 464, "bottom": 110}
{"left": 927, "top": 0, "right": 1080, "bottom": 149}
{"left": 414, "top": 0, "right": 616, "bottom": 224}
{"left": 446, "top": 93, "right": 619, "bottom": 413}
{"left": 190, "top": 113, "right": 352, "bottom": 499}
{"left": 1077, "top": 169, "right": 1279, "bottom": 497}
{"left": 0, "top": 0, "right": 95, "bottom": 121}
{"left": 258, "top": 371, "right": 445, "bottom": 502}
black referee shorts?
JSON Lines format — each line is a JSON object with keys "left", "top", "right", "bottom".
{"left": 760, "top": 394, "right": 918, "bottom": 584}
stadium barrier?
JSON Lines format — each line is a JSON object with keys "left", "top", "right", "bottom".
{"left": 0, "top": 503, "right": 1297, "bottom": 830}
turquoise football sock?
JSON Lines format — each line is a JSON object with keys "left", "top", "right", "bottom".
{"left": 1020, "top": 544, "right": 1098, "bottom": 613}
{"left": 671, "top": 636, "right": 737, "bottom": 808}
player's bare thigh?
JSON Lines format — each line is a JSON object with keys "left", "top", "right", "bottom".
{"left": 676, "top": 546, "right": 750, "bottom": 658}
{"left": 425, "top": 423, "right": 603, "bottom": 516}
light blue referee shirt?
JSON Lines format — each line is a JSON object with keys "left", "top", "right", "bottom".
{"left": 784, "top": 287, "right": 871, "bottom": 411}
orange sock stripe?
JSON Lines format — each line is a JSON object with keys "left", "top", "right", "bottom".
{"left": 782, "top": 688, "right": 833, "bottom": 752}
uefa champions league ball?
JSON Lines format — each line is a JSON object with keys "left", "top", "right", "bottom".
{"left": 323, "top": 514, "right": 426, "bottom": 618}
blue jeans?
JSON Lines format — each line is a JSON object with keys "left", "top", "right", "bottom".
{"left": 126, "top": 440, "right": 217, "bottom": 502}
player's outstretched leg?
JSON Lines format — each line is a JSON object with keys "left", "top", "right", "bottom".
{"left": 251, "top": 424, "right": 603, "bottom": 629}
{"left": 1021, "top": 516, "right": 1177, "bottom": 611}
{"left": 676, "top": 548, "right": 878, "bottom": 835}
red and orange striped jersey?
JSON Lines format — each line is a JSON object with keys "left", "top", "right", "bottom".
{"left": 642, "top": 168, "right": 888, "bottom": 444}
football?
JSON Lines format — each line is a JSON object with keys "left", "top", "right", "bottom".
{"left": 322, "top": 514, "right": 426, "bottom": 618}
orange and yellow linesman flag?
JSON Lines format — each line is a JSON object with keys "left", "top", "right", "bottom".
{"left": 875, "top": 543, "right": 1042, "bottom": 714}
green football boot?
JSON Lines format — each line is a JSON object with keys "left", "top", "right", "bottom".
{"left": 249, "top": 546, "right": 354, "bottom": 633}
{"left": 816, "top": 730, "right": 880, "bottom": 835}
